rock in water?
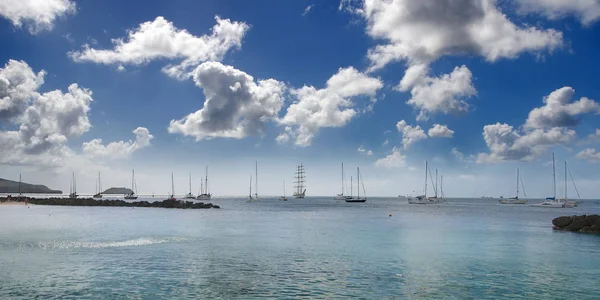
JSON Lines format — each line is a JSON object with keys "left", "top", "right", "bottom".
{"left": 553, "top": 215, "right": 600, "bottom": 233}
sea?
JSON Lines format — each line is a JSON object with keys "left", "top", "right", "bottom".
{"left": 1, "top": 196, "right": 600, "bottom": 299}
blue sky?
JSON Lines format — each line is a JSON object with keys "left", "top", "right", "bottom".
{"left": 1, "top": 0, "right": 600, "bottom": 198}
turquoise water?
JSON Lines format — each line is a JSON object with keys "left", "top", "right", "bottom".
{"left": 1, "top": 197, "right": 600, "bottom": 299}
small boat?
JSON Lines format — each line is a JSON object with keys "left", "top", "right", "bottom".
{"left": 185, "top": 173, "right": 195, "bottom": 199}
{"left": 69, "top": 172, "right": 78, "bottom": 199}
{"left": 196, "top": 166, "right": 212, "bottom": 200}
{"left": 334, "top": 163, "right": 350, "bottom": 200}
{"left": 558, "top": 161, "right": 579, "bottom": 208}
{"left": 247, "top": 162, "right": 258, "bottom": 202}
{"left": 346, "top": 167, "right": 366, "bottom": 203}
{"left": 531, "top": 153, "right": 566, "bottom": 208}
{"left": 293, "top": 163, "right": 306, "bottom": 198}
{"left": 124, "top": 169, "right": 138, "bottom": 200}
{"left": 409, "top": 161, "right": 442, "bottom": 204}
{"left": 167, "top": 173, "right": 176, "bottom": 201}
{"left": 93, "top": 172, "right": 103, "bottom": 198}
{"left": 499, "top": 168, "right": 527, "bottom": 204}
{"left": 280, "top": 180, "right": 288, "bottom": 201}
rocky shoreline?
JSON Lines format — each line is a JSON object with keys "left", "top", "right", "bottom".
{"left": 552, "top": 215, "right": 600, "bottom": 233}
{"left": 0, "top": 197, "right": 219, "bottom": 209}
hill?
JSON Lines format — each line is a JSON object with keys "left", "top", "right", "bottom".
{"left": 102, "top": 187, "right": 134, "bottom": 194}
{"left": 0, "top": 178, "right": 62, "bottom": 194}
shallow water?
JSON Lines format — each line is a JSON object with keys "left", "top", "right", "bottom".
{"left": 1, "top": 197, "right": 599, "bottom": 299}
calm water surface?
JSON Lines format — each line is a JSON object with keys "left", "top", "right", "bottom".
{"left": 1, "top": 197, "right": 600, "bottom": 299}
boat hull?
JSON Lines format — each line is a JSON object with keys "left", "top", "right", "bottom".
{"left": 124, "top": 196, "right": 138, "bottom": 200}
{"left": 345, "top": 199, "right": 366, "bottom": 203}
{"left": 408, "top": 196, "right": 442, "bottom": 204}
{"left": 196, "top": 194, "right": 212, "bottom": 200}
{"left": 530, "top": 201, "right": 565, "bottom": 208}
{"left": 499, "top": 199, "right": 527, "bottom": 204}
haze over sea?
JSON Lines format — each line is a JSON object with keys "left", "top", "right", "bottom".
{"left": 2, "top": 197, "right": 600, "bottom": 299}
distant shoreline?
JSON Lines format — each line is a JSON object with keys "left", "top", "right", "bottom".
{"left": 0, "top": 196, "right": 219, "bottom": 209}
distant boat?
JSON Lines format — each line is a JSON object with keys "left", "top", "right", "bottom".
{"left": 345, "top": 167, "right": 366, "bottom": 203}
{"left": 69, "top": 172, "right": 78, "bottom": 199}
{"left": 185, "top": 173, "right": 195, "bottom": 199}
{"left": 409, "top": 161, "right": 442, "bottom": 204}
{"left": 247, "top": 162, "right": 258, "bottom": 202}
{"left": 293, "top": 163, "right": 306, "bottom": 199}
{"left": 559, "top": 161, "right": 580, "bottom": 208}
{"left": 93, "top": 172, "right": 103, "bottom": 199}
{"left": 334, "top": 162, "right": 352, "bottom": 200}
{"left": 531, "top": 153, "right": 565, "bottom": 208}
{"left": 499, "top": 168, "right": 527, "bottom": 204}
{"left": 247, "top": 175, "right": 255, "bottom": 202}
{"left": 196, "top": 166, "right": 212, "bottom": 200}
{"left": 167, "top": 173, "right": 176, "bottom": 201}
{"left": 280, "top": 180, "right": 288, "bottom": 201}
{"left": 124, "top": 169, "right": 138, "bottom": 200}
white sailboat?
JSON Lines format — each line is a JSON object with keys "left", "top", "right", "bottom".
{"left": 280, "top": 180, "right": 288, "bottom": 201}
{"left": 93, "top": 172, "right": 103, "bottom": 198}
{"left": 247, "top": 162, "right": 258, "bottom": 202}
{"left": 185, "top": 173, "right": 195, "bottom": 199}
{"left": 196, "top": 166, "right": 212, "bottom": 200}
{"left": 499, "top": 168, "right": 527, "bottom": 204}
{"left": 69, "top": 172, "right": 78, "bottom": 199}
{"left": 167, "top": 173, "right": 176, "bottom": 201}
{"left": 559, "top": 161, "right": 580, "bottom": 208}
{"left": 334, "top": 162, "right": 352, "bottom": 200}
{"left": 293, "top": 163, "right": 306, "bottom": 198}
{"left": 531, "top": 153, "right": 565, "bottom": 208}
{"left": 345, "top": 167, "right": 367, "bottom": 203}
{"left": 124, "top": 169, "right": 138, "bottom": 199}
{"left": 409, "top": 161, "right": 442, "bottom": 204}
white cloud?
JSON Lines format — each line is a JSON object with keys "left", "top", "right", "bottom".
{"left": 82, "top": 127, "right": 153, "bottom": 159}
{"left": 302, "top": 4, "right": 314, "bottom": 16}
{"left": 356, "top": 0, "right": 563, "bottom": 71}
{"left": 586, "top": 129, "right": 600, "bottom": 143}
{"left": 576, "top": 148, "right": 600, "bottom": 162}
{"left": 525, "top": 87, "right": 600, "bottom": 129}
{"left": 279, "top": 67, "right": 382, "bottom": 147}
{"left": 0, "top": 0, "right": 75, "bottom": 34}
{"left": 374, "top": 147, "right": 406, "bottom": 168}
{"left": 451, "top": 147, "right": 466, "bottom": 161}
{"left": 428, "top": 124, "right": 454, "bottom": 138}
{"left": 168, "top": 62, "right": 286, "bottom": 140}
{"left": 477, "top": 123, "right": 575, "bottom": 163}
{"left": 0, "top": 59, "right": 45, "bottom": 122}
{"left": 396, "top": 119, "right": 427, "bottom": 148}
{"left": 515, "top": 0, "right": 600, "bottom": 25}
{"left": 69, "top": 16, "right": 249, "bottom": 79}
{"left": 382, "top": 139, "right": 389, "bottom": 146}
{"left": 398, "top": 65, "right": 476, "bottom": 121}
{"left": 358, "top": 145, "right": 373, "bottom": 156}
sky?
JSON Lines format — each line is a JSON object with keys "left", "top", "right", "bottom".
{"left": 1, "top": 0, "right": 600, "bottom": 198}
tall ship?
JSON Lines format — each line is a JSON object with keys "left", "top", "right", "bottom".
{"left": 293, "top": 163, "right": 306, "bottom": 198}
{"left": 196, "top": 166, "right": 212, "bottom": 200}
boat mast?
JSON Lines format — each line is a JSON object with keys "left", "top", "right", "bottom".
{"left": 350, "top": 176, "right": 353, "bottom": 198}
{"left": 516, "top": 168, "right": 520, "bottom": 199}
{"left": 357, "top": 167, "right": 360, "bottom": 199}
{"left": 435, "top": 169, "right": 438, "bottom": 197}
{"left": 189, "top": 173, "right": 192, "bottom": 195}
{"left": 441, "top": 175, "right": 444, "bottom": 199}
{"left": 564, "top": 161, "right": 567, "bottom": 200}
{"left": 171, "top": 173, "right": 174, "bottom": 196}
{"left": 249, "top": 175, "right": 252, "bottom": 198}
{"left": 255, "top": 161, "right": 258, "bottom": 198}
{"left": 205, "top": 166, "right": 209, "bottom": 194}
{"left": 73, "top": 172, "right": 76, "bottom": 195}
{"left": 131, "top": 169, "right": 135, "bottom": 194}
{"left": 99, "top": 172, "right": 102, "bottom": 194}
{"left": 341, "top": 162, "right": 344, "bottom": 195}
{"left": 19, "top": 174, "right": 21, "bottom": 195}
{"left": 424, "top": 161, "right": 428, "bottom": 198}
{"left": 552, "top": 153, "right": 556, "bottom": 199}
{"left": 283, "top": 180, "right": 286, "bottom": 197}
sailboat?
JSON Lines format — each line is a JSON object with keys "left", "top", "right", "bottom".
{"left": 280, "top": 180, "right": 288, "bottom": 201}
{"left": 559, "top": 161, "right": 580, "bottom": 208}
{"left": 196, "top": 166, "right": 212, "bottom": 200}
{"left": 93, "top": 172, "right": 103, "bottom": 198}
{"left": 334, "top": 163, "right": 352, "bottom": 200}
{"left": 346, "top": 167, "right": 366, "bottom": 203}
{"left": 247, "top": 175, "right": 254, "bottom": 201}
{"left": 167, "top": 173, "right": 176, "bottom": 201}
{"left": 409, "top": 161, "right": 442, "bottom": 204}
{"left": 69, "top": 172, "right": 78, "bottom": 199}
{"left": 293, "top": 163, "right": 306, "bottom": 198}
{"left": 531, "top": 153, "right": 565, "bottom": 208}
{"left": 124, "top": 169, "right": 138, "bottom": 199}
{"left": 185, "top": 173, "right": 195, "bottom": 199}
{"left": 247, "top": 162, "right": 258, "bottom": 202}
{"left": 499, "top": 168, "right": 527, "bottom": 204}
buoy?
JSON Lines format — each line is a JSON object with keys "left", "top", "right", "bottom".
{"left": 389, "top": 213, "right": 392, "bottom": 217}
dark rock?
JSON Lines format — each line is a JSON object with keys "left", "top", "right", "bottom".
{"left": 586, "top": 214, "right": 600, "bottom": 226}
{"left": 565, "top": 216, "right": 587, "bottom": 231}
{"left": 0, "top": 196, "right": 219, "bottom": 210}
{"left": 553, "top": 215, "right": 600, "bottom": 234}
{"left": 552, "top": 216, "right": 572, "bottom": 228}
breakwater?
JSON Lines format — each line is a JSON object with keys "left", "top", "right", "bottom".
{"left": 0, "top": 197, "right": 219, "bottom": 209}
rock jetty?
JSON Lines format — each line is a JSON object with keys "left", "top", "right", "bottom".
{"left": 0, "top": 196, "right": 219, "bottom": 209}
{"left": 552, "top": 215, "right": 600, "bottom": 233}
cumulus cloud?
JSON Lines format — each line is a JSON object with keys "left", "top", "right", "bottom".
{"left": 477, "top": 123, "right": 575, "bottom": 163}
{"left": 0, "top": 60, "right": 94, "bottom": 167}
{"left": 576, "top": 148, "right": 600, "bottom": 162}
{"left": 374, "top": 147, "right": 406, "bottom": 168}
{"left": 524, "top": 87, "right": 600, "bottom": 129}
{"left": 358, "top": 145, "right": 373, "bottom": 156}
{"left": 356, "top": 0, "right": 563, "bottom": 71}
{"left": 428, "top": 124, "right": 454, "bottom": 138}
{"left": 168, "top": 62, "right": 286, "bottom": 140}
{"left": 69, "top": 16, "right": 249, "bottom": 79}
{"left": 82, "top": 127, "right": 153, "bottom": 159}
{"left": 302, "top": 4, "right": 314, "bottom": 16}
{"left": 515, "top": 0, "right": 600, "bottom": 25}
{"left": 451, "top": 147, "right": 466, "bottom": 161}
{"left": 398, "top": 65, "right": 476, "bottom": 121}
{"left": 0, "top": 0, "right": 75, "bottom": 34}
{"left": 396, "top": 119, "right": 427, "bottom": 148}
{"left": 279, "top": 67, "right": 383, "bottom": 147}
